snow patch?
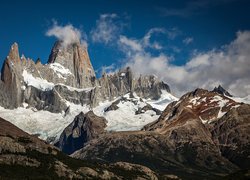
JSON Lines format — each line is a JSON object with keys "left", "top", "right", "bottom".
{"left": 146, "top": 90, "right": 178, "bottom": 111}
{"left": 50, "top": 63, "right": 72, "bottom": 75}
{"left": 22, "top": 70, "right": 54, "bottom": 91}
{"left": 57, "top": 83, "right": 95, "bottom": 92}
{"left": 120, "top": 72, "right": 126, "bottom": 77}
{"left": 189, "top": 97, "right": 201, "bottom": 106}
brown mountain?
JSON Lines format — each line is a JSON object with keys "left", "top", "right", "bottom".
{"left": 72, "top": 88, "right": 249, "bottom": 179}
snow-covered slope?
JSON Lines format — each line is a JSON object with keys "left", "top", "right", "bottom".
{"left": 146, "top": 90, "right": 178, "bottom": 111}
{"left": 0, "top": 91, "right": 178, "bottom": 142}
{"left": 94, "top": 91, "right": 178, "bottom": 131}
{"left": 0, "top": 103, "right": 89, "bottom": 142}
{"left": 227, "top": 95, "right": 250, "bottom": 104}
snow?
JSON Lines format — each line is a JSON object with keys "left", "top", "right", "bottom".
{"left": 49, "top": 63, "right": 72, "bottom": 79}
{"left": 189, "top": 97, "right": 201, "bottom": 106}
{"left": 21, "top": 85, "right": 26, "bottom": 90}
{"left": 227, "top": 95, "right": 250, "bottom": 104}
{"left": 57, "top": 83, "right": 94, "bottom": 92}
{"left": 0, "top": 102, "right": 89, "bottom": 142}
{"left": 22, "top": 70, "right": 55, "bottom": 91}
{"left": 93, "top": 95, "right": 159, "bottom": 131}
{"left": 120, "top": 73, "right": 126, "bottom": 77}
{"left": 0, "top": 88, "right": 177, "bottom": 141}
{"left": 146, "top": 90, "right": 178, "bottom": 111}
{"left": 199, "top": 116, "right": 208, "bottom": 124}
{"left": 93, "top": 91, "right": 178, "bottom": 131}
{"left": 210, "top": 95, "right": 229, "bottom": 118}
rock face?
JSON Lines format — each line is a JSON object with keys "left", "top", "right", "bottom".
{"left": 1, "top": 43, "right": 23, "bottom": 108}
{"left": 210, "top": 104, "right": 250, "bottom": 169}
{"left": 0, "top": 42, "right": 171, "bottom": 113}
{"left": 213, "top": 85, "right": 233, "bottom": 97}
{"left": 95, "top": 67, "right": 170, "bottom": 103}
{"left": 0, "top": 116, "right": 164, "bottom": 179}
{"left": 48, "top": 41, "right": 96, "bottom": 88}
{"left": 55, "top": 111, "right": 107, "bottom": 154}
{"left": 72, "top": 88, "right": 250, "bottom": 179}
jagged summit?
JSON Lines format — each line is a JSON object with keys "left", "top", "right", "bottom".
{"left": 0, "top": 41, "right": 173, "bottom": 113}
{"left": 48, "top": 40, "right": 95, "bottom": 87}
{"left": 213, "top": 85, "right": 233, "bottom": 97}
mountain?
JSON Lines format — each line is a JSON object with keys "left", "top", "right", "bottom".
{"left": 0, "top": 42, "right": 172, "bottom": 112}
{"left": 0, "top": 116, "right": 163, "bottom": 179}
{"left": 72, "top": 88, "right": 250, "bottom": 179}
{"left": 144, "top": 88, "right": 241, "bottom": 130}
{"left": 0, "top": 42, "right": 175, "bottom": 142}
{"left": 0, "top": 40, "right": 249, "bottom": 179}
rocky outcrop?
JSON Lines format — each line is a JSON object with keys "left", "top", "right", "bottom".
{"left": 0, "top": 116, "right": 163, "bottom": 179}
{"left": 0, "top": 43, "right": 23, "bottom": 108}
{"left": 55, "top": 111, "right": 107, "bottom": 154}
{"left": 213, "top": 85, "right": 233, "bottom": 97}
{"left": 95, "top": 67, "right": 171, "bottom": 104}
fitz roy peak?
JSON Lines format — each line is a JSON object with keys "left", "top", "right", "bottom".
{"left": 48, "top": 41, "right": 96, "bottom": 88}
{"left": 0, "top": 41, "right": 171, "bottom": 113}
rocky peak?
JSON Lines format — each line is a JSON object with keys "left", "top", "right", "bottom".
{"left": 144, "top": 88, "right": 241, "bottom": 131}
{"left": 55, "top": 111, "right": 107, "bottom": 154}
{"left": 48, "top": 41, "right": 95, "bottom": 88}
{"left": 7, "top": 42, "right": 21, "bottom": 64}
{"left": 212, "top": 85, "right": 233, "bottom": 97}
{"left": 1, "top": 43, "right": 21, "bottom": 82}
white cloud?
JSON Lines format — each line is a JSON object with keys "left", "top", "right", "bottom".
{"left": 119, "top": 36, "right": 142, "bottom": 52}
{"left": 91, "top": 13, "right": 121, "bottom": 44}
{"left": 183, "top": 37, "right": 193, "bottom": 45}
{"left": 122, "top": 30, "right": 250, "bottom": 97}
{"left": 119, "top": 27, "right": 169, "bottom": 54}
{"left": 46, "top": 22, "right": 87, "bottom": 47}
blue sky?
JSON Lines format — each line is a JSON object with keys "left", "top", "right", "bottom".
{"left": 1, "top": 0, "right": 250, "bottom": 96}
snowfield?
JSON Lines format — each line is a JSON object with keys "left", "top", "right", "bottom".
{"left": 0, "top": 91, "right": 178, "bottom": 142}
{"left": 0, "top": 103, "right": 89, "bottom": 142}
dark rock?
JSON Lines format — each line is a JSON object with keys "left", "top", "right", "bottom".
{"left": 212, "top": 85, "right": 233, "bottom": 97}
{"left": 55, "top": 111, "right": 107, "bottom": 154}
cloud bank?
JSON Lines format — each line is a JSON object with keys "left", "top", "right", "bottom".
{"left": 122, "top": 30, "right": 250, "bottom": 97}
{"left": 46, "top": 22, "right": 87, "bottom": 47}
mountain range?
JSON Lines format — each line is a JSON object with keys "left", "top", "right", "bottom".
{"left": 0, "top": 40, "right": 249, "bottom": 179}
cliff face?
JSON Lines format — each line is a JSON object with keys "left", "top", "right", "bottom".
{"left": 48, "top": 41, "right": 96, "bottom": 88}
